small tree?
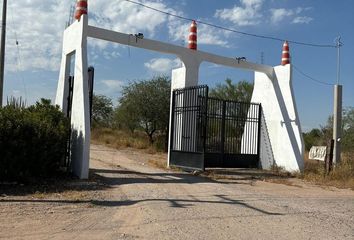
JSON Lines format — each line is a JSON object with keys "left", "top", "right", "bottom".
{"left": 210, "top": 78, "right": 253, "bottom": 102}
{"left": 114, "top": 100, "right": 140, "bottom": 134}
{"left": 92, "top": 94, "right": 114, "bottom": 128}
{"left": 303, "top": 128, "right": 323, "bottom": 151}
{"left": 117, "top": 76, "right": 171, "bottom": 144}
{"left": 341, "top": 107, "right": 354, "bottom": 152}
{"left": 304, "top": 107, "right": 354, "bottom": 152}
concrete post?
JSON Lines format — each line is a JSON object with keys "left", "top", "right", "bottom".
{"left": 0, "top": 0, "right": 7, "bottom": 106}
{"left": 333, "top": 84, "right": 342, "bottom": 164}
{"left": 167, "top": 64, "right": 200, "bottom": 167}
{"left": 55, "top": 14, "right": 90, "bottom": 179}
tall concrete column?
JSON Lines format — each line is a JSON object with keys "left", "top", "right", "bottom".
{"left": 0, "top": 0, "right": 7, "bottom": 106}
{"left": 167, "top": 62, "right": 200, "bottom": 167}
{"left": 55, "top": 14, "right": 90, "bottom": 179}
{"left": 333, "top": 85, "right": 342, "bottom": 164}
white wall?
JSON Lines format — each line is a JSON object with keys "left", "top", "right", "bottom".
{"left": 55, "top": 15, "right": 90, "bottom": 179}
{"left": 251, "top": 64, "right": 304, "bottom": 172}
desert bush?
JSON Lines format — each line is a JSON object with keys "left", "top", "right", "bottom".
{"left": 299, "top": 151, "right": 354, "bottom": 189}
{"left": 0, "top": 99, "right": 69, "bottom": 181}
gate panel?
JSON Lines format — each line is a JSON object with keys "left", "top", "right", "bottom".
{"left": 170, "top": 85, "right": 261, "bottom": 170}
{"left": 169, "top": 85, "right": 208, "bottom": 170}
{"left": 205, "top": 99, "right": 261, "bottom": 168}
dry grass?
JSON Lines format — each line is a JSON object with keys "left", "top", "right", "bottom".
{"left": 298, "top": 152, "right": 354, "bottom": 190}
{"left": 91, "top": 128, "right": 353, "bottom": 190}
{"left": 148, "top": 158, "right": 167, "bottom": 169}
{"left": 91, "top": 128, "right": 167, "bottom": 152}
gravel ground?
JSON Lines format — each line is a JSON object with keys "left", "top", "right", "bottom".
{"left": 0, "top": 144, "right": 353, "bottom": 240}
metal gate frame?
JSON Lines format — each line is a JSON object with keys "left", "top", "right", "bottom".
{"left": 169, "top": 85, "right": 262, "bottom": 171}
{"left": 169, "top": 85, "right": 208, "bottom": 170}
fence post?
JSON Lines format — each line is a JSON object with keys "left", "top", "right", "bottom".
{"left": 202, "top": 86, "right": 209, "bottom": 154}
{"left": 325, "top": 139, "right": 334, "bottom": 174}
{"left": 257, "top": 104, "right": 262, "bottom": 161}
{"left": 221, "top": 101, "right": 226, "bottom": 163}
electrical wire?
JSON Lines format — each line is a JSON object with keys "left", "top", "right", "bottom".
{"left": 123, "top": 0, "right": 336, "bottom": 48}
{"left": 292, "top": 64, "right": 334, "bottom": 86}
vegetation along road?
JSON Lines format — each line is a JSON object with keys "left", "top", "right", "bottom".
{"left": 1, "top": 144, "right": 353, "bottom": 240}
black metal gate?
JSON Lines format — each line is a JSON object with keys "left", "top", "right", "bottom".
{"left": 170, "top": 85, "right": 261, "bottom": 170}
{"left": 169, "top": 85, "right": 208, "bottom": 170}
{"left": 65, "top": 67, "right": 95, "bottom": 168}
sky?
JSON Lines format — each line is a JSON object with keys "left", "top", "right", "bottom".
{"left": 2, "top": 0, "right": 354, "bottom": 131}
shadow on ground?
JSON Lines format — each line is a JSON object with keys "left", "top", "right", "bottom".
{"left": 0, "top": 166, "right": 291, "bottom": 197}
{"left": 0, "top": 166, "right": 293, "bottom": 216}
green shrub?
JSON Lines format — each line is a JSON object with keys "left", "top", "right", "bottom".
{"left": 0, "top": 99, "right": 70, "bottom": 181}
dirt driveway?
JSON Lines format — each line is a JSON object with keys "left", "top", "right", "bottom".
{"left": 1, "top": 144, "right": 353, "bottom": 240}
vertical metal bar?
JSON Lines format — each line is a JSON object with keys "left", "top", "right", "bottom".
{"left": 0, "top": 0, "right": 7, "bottom": 107}
{"left": 256, "top": 104, "right": 262, "bottom": 160}
{"left": 254, "top": 104, "right": 257, "bottom": 154}
{"left": 203, "top": 86, "right": 209, "bottom": 155}
{"left": 246, "top": 103, "right": 250, "bottom": 154}
{"left": 88, "top": 67, "right": 95, "bottom": 125}
{"left": 241, "top": 102, "right": 244, "bottom": 153}
{"left": 189, "top": 88, "right": 192, "bottom": 152}
{"left": 170, "top": 90, "right": 176, "bottom": 153}
{"left": 221, "top": 101, "right": 226, "bottom": 164}
{"left": 250, "top": 104, "right": 253, "bottom": 153}
{"left": 184, "top": 88, "right": 189, "bottom": 151}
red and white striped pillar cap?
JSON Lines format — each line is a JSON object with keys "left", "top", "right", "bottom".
{"left": 281, "top": 40, "right": 290, "bottom": 65}
{"left": 188, "top": 20, "right": 197, "bottom": 50}
{"left": 75, "top": 0, "right": 88, "bottom": 20}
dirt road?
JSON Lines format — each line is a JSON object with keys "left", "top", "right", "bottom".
{"left": 1, "top": 144, "right": 353, "bottom": 240}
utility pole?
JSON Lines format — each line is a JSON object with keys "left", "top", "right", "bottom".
{"left": 0, "top": 0, "right": 7, "bottom": 107}
{"left": 333, "top": 36, "right": 343, "bottom": 165}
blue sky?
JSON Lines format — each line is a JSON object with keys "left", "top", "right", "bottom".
{"left": 2, "top": 0, "right": 354, "bottom": 131}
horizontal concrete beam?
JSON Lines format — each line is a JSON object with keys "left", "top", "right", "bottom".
{"left": 87, "top": 25, "right": 274, "bottom": 77}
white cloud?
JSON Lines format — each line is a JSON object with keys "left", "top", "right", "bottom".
{"left": 144, "top": 58, "right": 182, "bottom": 73}
{"left": 6, "top": 0, "right": 72, "bottom": 72}
{"left": 215, "top": 1, "right": 313, "bottom": 27}
{"left": 4, "top": 0, "right": 314, "bottom": 75}
{"left": 292, "top": 16, "right": 313, "bottom": 24}
{"left": 88, "top": 1, "right": 170, "bottom": 38}
{"left": 270, "top": 8, "right": 294, "bottom": 24}
{"left": 101, "top": 80, "right": 124, "bottom": 90}
{"left": 270, "top": 7, "right": 313, "bottom": 25}
{"left": 214, "top": 0, "right": 264, "bottom": 26}
{"left": 5, "top": 0, "right": 175, "bottom": 73}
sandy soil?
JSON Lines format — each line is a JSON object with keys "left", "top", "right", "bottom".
{"left": 1, "top": 144, "right": 353, "bottom": 240}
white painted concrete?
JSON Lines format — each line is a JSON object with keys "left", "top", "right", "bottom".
{"left": 167, "top": 67, "right": 200, "bottom": 166}
{"left": 56, "top": 15, "right": 304, "bottom": 177}
{"left": 250, "top": 64, "right": 304, "bottom": 171}
{"left": 86, "top": 26, "right": 274, "bottom": 78}
{"left": 55, "top": 15, "right": 90, "bottom": 179}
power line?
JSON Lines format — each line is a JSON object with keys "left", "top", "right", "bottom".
{"left": 123, "top": 0, "right": 336, "bottom": 48}
{"left": 292, "top": 64, "right": 334, "bottom": 86}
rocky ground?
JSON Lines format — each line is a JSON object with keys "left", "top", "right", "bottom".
{"left": 1, "top": 144, "right": 353, "bottom": 240}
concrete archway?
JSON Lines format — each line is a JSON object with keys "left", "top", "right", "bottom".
{"left": 55, "top": 14, "right": 303, "bottom": 179}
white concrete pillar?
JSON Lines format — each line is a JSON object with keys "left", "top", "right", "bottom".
{"left": 251, "top": 64, "right": 304, "bottom": 172}
{"left": 55, "top": 50, "right": 71, "bottom": 114}
{"left": 167, "top": 60, "right": 200, "bottom": 167}
{"left": 55, "top": 14, "right": 90, "bottom": 179}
